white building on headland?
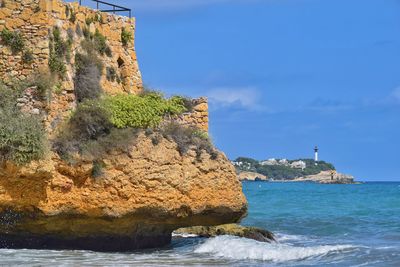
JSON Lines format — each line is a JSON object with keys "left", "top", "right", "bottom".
{"left": 232, "top": 161, "right": 251, "bottom": 170}
{"left": 290, "top": 160, "right": 306, "bottom": 170}
{"left": 260, "top": 158, "right": 278, "bottom": 166}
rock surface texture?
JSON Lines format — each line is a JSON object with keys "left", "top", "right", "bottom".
{"left": 0, "top": 134, "right": 247, "bottom": 251}
{"left": 175, "top": 224, "right": 275, "bottom": 243}
{"left": 238, "top": 171, "right": 268, "bottom": 181}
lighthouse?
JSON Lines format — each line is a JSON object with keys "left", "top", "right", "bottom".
{"left": 314, "top": 146, "right": 319, "bottom": 165}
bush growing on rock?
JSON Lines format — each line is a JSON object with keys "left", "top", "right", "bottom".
{"left": 160, "top": 122, "right": 217, "bottom": 159}
{"left": 93, "top": 29, "right": 112, "bottom": 57}
{"left": 74, "top": 52, "right": 103, "bottom": 102}
{"left": 121, "top": 28, "right": 133, "bottom": 46}
{"left": 0, "top": 28, "right": 25, "bottom": 54}
{"left": 0, "top": 84, "right": 47, "bottom": 165}
{"left": 30, "top": 71, "right": 57, "bottom": 101}
{"left": 103, "top": 93, "right": 187, "bottom": 128}
{"left": 53, "top": 92, "right": 217, "bottom": 164}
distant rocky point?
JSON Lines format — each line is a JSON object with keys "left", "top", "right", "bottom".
{"left": 293, "top": 170, "right": 355, "bottom": 184}
{"left": 233, "top": 157, "right": 356, "bottom": 184}
{"left": 238, "top": 171, "right": 268, "bottom": 181}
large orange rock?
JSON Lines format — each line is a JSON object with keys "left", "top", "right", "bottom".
{"left": 0, "top": 133, "right": 247, "bottom": 251}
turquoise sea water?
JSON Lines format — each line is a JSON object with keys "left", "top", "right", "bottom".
{"left": 1, "top": 181, "right": 399, "bottom": 266}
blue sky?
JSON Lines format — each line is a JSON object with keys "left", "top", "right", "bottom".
{"left": 78, "top": 0, "right": 400, "bottom": 181}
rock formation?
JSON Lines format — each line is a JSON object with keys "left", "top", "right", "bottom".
{"left": 238, "top": 171, "right": 268, "bottom": 181}
{"left": 174, "top": 224, "right": 275, "bottom": 243}
{"left": 293, "top": 170, "right": 355, "bottom": 184}
{"left": 0, "top": 0, "right": 247, "bottom": 251}
{"left": 0, "top": 133, "right": 247, "bottom": 251}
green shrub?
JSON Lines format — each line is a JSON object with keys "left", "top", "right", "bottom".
{"left": 121, "top": 28, "right": 132, "bottom": 46}
{"left": 181, "top": 97, "right": 195, "bottom": 112}
{"left": 67, "top": 28, "right": 74, "bottom": 41}
{"left": 54, "top": 121, "right": 139, "bottom": 162}
{"left": 0, "top": 112, "right": 47, "bottom": 165}
{"left": 30, "top": 71, "right": 57, "bottom": 101}
{"left": 69, "top": 10, "right": 76, "bottom": 23}
{"left": 85, "top": 17, "right": 94, "bottom": 26}
{"left": 74, "top": 52, "right": 103, "bottom": 102}
{"left": 160, "top": 122, "right": 217, "bottom": 159}
{"left": 93, "top": 29, "right": 111, "bottom": 56}
{"left": 91, "top": 160, "right": 105, "bottom": 178}
{"left": 0, "top": 84, "right": 47, "bottom": 165}
{"left": 0, "top": 82, "right": 23, "bottom": 111}
{"left": 103, "top": 93, "right": 187, "bottom": 129}
{"left": 52, "top": 27, "right": 69, "bottom": 57}
{"left": 81, "top": 127, "right": 140, "bottom": 160}
{"left": 48, "top": 27, "right": 70, "bottom": 77}
{"left": 69, "top": 101, "right": 113, "bottom": 140}
{"left": 106, "top": 66, "right": 117, "bottom": 82}
{"left": 48, "top": 53, "right": 67, "bottom": 76}
{"left": 82, "top": 26, "right": 90, "bottom": 39}
{"left": 53, "top": 100, "right": 112, "bottom": 160}
{"left": 0, "top": 28, "right": 25, "bottom": 54}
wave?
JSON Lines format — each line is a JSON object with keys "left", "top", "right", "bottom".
{"left": 274, "top": 233, "right": 305, "bottom": 242}
{"left": 194, "top": 235, "right": 357, "bottom": 262}
{"left": 172, "top": 232, "right": 199, "bottom": 238}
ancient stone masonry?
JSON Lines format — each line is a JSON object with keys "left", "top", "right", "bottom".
{"left": 173, "top": 97, "right": 209, "bottom": 132}
{"left": 0, "top": 0, "right": 142, "bottom": 132}
{"left": 0, "top": 0, "right": 142, "bottom": 92}
{"left": 0, "top": 0, "right": 209, "bottom": 133}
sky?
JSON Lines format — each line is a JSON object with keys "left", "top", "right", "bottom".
{"left": 76, "top": 0, "right": 400, "bottom": 181}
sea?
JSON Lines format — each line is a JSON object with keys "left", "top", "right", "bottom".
{"left": 0, "top": 181, "right": 399, "bottom": 266}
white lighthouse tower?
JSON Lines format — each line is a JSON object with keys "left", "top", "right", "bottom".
{"left": 314, "top": 146, "right": 319, "bottom": 165}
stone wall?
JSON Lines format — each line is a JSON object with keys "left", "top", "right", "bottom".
{"left": 0, "top": 0, "right": 142, "bottom": 93}
{"left": 173, "top": 97, "right": 209, "bottom": 132}
{"left": 0, "top": 0, "right": 143, "bottom": 132}
{"left": 0, "top": 0, "right": 209, "bottom": 133}
{"left": 0, "top": 0, "right": 49, "bottom": 83}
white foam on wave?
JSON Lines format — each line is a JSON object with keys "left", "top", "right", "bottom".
{"left": 274, "top": 233, "right": 305, "bottom": 242}
{"left": 172, "top": 232, "right": 199, "bottom": 238}
{"left": 194, "top": 235, "right": 356, "bottom": 262}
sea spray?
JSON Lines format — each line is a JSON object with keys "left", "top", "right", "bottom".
{"left": 194, "top": 235, "right": 356, "bottom": 262}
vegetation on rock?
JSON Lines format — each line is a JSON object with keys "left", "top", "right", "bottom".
{"left": 0, "top": 28, "right": 25, "bottom": 54}
{"left": 121, "top": 27, "right": 133, "bottom": 46}
{"left": 92, "top": 29, "right": 112, "bottom": 57}
{"left": 54, "top": 92, "right": 215, "bottom": 168}
{"left": 104, "top": 93, "right": 187, "bottom": 128}
{"left": 49, "top": 27, "right": 70, "bottom": 77}
{"left": 0, "top": 84, "right": 47, "bottom": 165}
{"left": 30, "top": 71, "right": 58, "bottom": 101}
{"left": 74, "top": 52, "right": 103, "bottom": 102}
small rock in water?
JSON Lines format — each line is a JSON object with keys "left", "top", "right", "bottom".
{"left": 174, "top": 224, "right": 275, "bottom": 243}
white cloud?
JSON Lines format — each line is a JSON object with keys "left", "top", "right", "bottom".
{"left": 391, "top": 87, "right": 400, "bottom": 103}
{"left": 206, "top": 87, "right": 262, "bottom": 110}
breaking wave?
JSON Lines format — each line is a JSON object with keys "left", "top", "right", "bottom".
{"left": 194, "top": 235, "right": 356, "bottom": 262}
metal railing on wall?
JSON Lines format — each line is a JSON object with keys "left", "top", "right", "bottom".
{"left": 78, "top": 0, "right": 132, "bottom": 18}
